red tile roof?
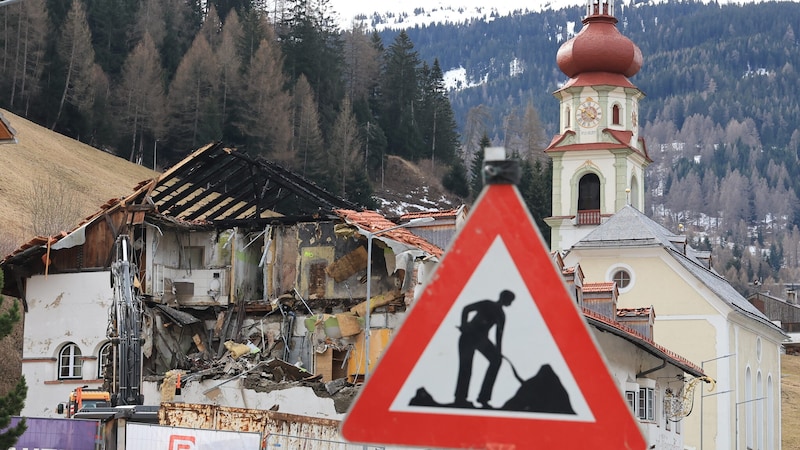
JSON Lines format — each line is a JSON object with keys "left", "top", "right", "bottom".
{"left": 335, "top": 209, "right": 444, "bottom": 259}
{"left": 583, "top": 307, "right": 704, "bottom": 375}
{"left": 583, "top": 281, "right": 616, "bottom": 293}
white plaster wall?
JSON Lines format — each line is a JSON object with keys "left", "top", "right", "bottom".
{"left": 591, "top": 327, "right": 686, "bottom": 450}
{"left": 21, "top": 271, "right": 113, "bottom": 418}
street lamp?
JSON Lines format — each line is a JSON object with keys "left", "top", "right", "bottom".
{"left": 735, "top": 397, "right": 765, "bottom": 450}
{"left": 364, "top": 216, "right": 434, "bottom": 378}
{"left": 700, "top": 353, "right": 735, "bottom": 450}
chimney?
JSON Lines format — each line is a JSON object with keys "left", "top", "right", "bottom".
{"left": 617, "top": 306, "right": 655, "bottom": 340}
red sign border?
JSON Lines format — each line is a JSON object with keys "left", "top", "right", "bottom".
{"left": 342, "top": 184, "right": 646, "bottom": 450}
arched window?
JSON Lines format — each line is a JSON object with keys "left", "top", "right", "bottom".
{"left": 98, "top": 342, "right": 112, "bottom": 379}
{"left": 629, "top": 176, "right": 640, "bottom": 209}
{"left": 767, "top": 375, "right": 775, "bottom": 447}
{"left": 577, "top": 173, "right": 601, "bottom": 225}
{"left": 612, "top": 104, "right": 621, "bottom": 125}
{"left": 757, "top": 371, "right": 764, "bottom": 449}
{"left": 59, "top": 343, "right": 83, "bottom": 380}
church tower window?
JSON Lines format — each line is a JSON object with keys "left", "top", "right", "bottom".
{"left": 577, "top": 173, "right": 601, "bottom": 225}
{"left": 612, "top": 104, "right": 621, "bottom": 125}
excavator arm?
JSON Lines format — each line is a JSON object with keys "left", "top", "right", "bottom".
{"left": 108, "top": 234, "right": 144, "bottom": 406}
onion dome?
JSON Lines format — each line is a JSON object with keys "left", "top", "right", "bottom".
{"left": 556, "top": 1, "right": 642, "bottom": 79}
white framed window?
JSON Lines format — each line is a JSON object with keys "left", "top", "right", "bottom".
{"left": 638, "top": 387, "right": 655, "bottom": 421}
{"left": 59, "top": 343, "right": 83, "bottom": 379}
{"left": 606, "top": 263, "right": 635, "bottom": 292}
{"left": 625, "top": 391, "right": 636, "bottom": 414}
{"left": 98, "top": 342, "right": 112, "bottom": 379}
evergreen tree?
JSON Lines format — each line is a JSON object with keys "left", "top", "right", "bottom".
{"left": 419, "top": 59, "right": 460, "bottom": 169}
{"left": 442, "top": 153, "right": 470, "bottom": 199}
{"left": 279, "top": 0, "right": 344, "bottom": 139}
{"left": 0, "top": 270, "right": 27, "bottom": 449}
{"left": 524, "top": 158, "right": 552, "bottom": 241}
{"left": 469, "top": 133, "right": 491, "bottom": 199}
{"left": 380, "top": 30, "right": 423, "bottom": 161}
{"left": 85, "top": 0, "right": 137, "bottom": 76}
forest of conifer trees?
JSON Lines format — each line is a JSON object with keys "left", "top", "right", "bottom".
{"left": 0, "top": 0, "right": 470, "bottom": 209}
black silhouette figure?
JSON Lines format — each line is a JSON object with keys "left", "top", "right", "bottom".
{"left": 453, "top": 289, "right": 516, "bottom": 408}
{"left": 408, "top": 289, "right": 575, "bottom": 414}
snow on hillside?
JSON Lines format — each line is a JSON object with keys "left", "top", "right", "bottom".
{"left": 331, "top": 0, "right": 791, "bottom": 31}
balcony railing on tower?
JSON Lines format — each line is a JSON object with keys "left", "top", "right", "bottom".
{"left": 577, "top": 209, "right": 601, "bottom": 225}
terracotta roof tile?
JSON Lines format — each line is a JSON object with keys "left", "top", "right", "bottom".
{"left": 583, "top": 307, "right": 703, "bottom": 375}
{"left": 583, "top": 281, "right": 615, "bottom": 293}
{"left": 335, "top": 209, "right": 444, "bottom": 259}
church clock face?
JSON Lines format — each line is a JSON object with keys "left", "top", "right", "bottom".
{"left": 577, "top": 99, "right": 601, "bottom": 128}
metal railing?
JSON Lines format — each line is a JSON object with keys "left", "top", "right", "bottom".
{"left": 577, "top": 209, "right": 601, "bottom": 225}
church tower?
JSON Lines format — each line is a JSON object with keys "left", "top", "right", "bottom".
{"left": 545, "top": 0, "right": 652, "bottom": 252}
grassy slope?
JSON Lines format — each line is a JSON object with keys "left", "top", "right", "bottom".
{"left": 0, "top": 109, "right": 157, "bottom": 250}
{"left": 0, "top": 110, "right": 158, "bottom": 397}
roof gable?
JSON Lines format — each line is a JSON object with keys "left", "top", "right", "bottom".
{"left": 570, "top": 205, "right": 784, "bottom": 334}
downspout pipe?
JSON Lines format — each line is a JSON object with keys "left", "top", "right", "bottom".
{"left": 636, "top": 358, "right": 667, "bottom": 378}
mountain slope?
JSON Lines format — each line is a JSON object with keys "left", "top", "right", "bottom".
{"left": 0, "top": 110, "right": 157, "bottom": 254}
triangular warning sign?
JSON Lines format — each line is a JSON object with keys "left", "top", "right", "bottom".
{"left": 341, "top": 184, "right": 646, "bottom": 450}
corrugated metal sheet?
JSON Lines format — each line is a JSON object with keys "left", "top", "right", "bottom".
{"left": 160, "top": 403, "right": 344, "bottom": 447}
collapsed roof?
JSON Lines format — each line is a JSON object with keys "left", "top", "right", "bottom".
{"left": 1, "top": 142, "right": 361, "bottom": 298}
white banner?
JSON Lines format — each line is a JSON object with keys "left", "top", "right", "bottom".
{"left": 126, "top": 422, "right": 262, "bottom": 450}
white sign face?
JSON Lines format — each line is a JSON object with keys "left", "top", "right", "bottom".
{"left": 390, "top": 236, "right": 594, "bottom": 421}
{"left": 126, "top": 423, "right": 262, "bottom": 450}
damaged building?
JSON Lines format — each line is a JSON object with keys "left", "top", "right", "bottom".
{"left": 1, "top": 142, "right": 445, "bottom": 420}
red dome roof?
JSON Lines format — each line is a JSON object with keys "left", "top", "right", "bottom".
{"left": 556, "top": 5, "right": 642, "bottom": 79}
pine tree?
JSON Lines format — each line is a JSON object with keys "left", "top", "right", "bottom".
{"left": 0, "top": 270, "right": 27, "bottom": 449}
{"left": 419, "top": 58, "right": 460, "bottom": 169}
{"left": 442, "top": 154, "right": 470, "bottom": 199}
{"left": 279, "top": 0, "right": 344, "bottom": 138}
{"left": 469, "top": 133, "right": 491, "bottom": 199}
{"left": 380, "top": 30, "right": 423, "bottom": 161}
